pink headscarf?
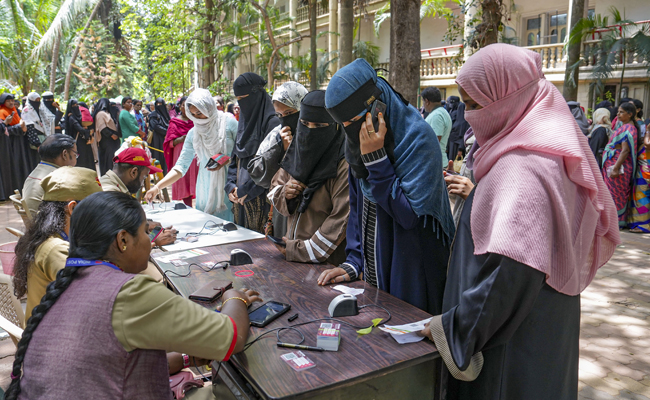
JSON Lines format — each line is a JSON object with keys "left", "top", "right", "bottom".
{"left": 456, "top": 44, "right": 620, "bottom": 296}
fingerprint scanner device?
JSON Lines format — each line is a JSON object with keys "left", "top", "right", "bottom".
{"left": 230, "top": 249, "right": 253, "bottom": 266}
{"left": 328, "top": 294, "right": 358, "bottom": 317}
{"left": 316, "top": 323, "right": 341, "bottom": 351}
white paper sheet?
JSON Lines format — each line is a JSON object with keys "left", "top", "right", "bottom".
{"left": 379, "top": 317, "right": 433, "bottom": 344}
{"left": 332, "top": 285, "right": 365, "bottom": 296}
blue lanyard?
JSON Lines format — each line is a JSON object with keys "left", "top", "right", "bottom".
{"left": 59, "top": 231, "right": 69, "bottom": 241}
{"left": 65, "top": 258, "right": 122, "bottom": 271}
{"left": 40, "top": 162, "right": 58, "bottom": 168}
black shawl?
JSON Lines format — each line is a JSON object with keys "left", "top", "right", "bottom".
{"left": 281, "top": 90, "right": 344, "bottom": 213}
{"left": 64, "top": 99, "right": 82, "bottom": 136}
{"left": 233, "top": 73, "right": 279, "bottom": 158}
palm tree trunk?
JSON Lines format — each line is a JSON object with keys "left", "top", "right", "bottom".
{"left": 389, "top": 0, "right": 420, "bottom": 104}
{"left": 64, "top": 0, "right": 103, "bottom": 102}
{"left": 339, "top": 0, "right": 354, "bottom": 68}
{"left": 49, "top": 33, "right": 62, "bottom": 93}
{"left": 563, "top": 0, "right": 586, "bottom": 101}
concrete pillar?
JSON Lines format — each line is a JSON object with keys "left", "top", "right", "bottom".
{"left": 290, "top": 0, "right": 298, "bottom": 58}
{"left": 463, "top": 0, "right": 478, "bottom": 61}
{"left": 328, "top": 0, "right": 338, "bottom": 73}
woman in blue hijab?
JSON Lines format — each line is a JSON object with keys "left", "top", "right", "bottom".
{"left": 316, "top": 59, "right": 455, "bottom": 314}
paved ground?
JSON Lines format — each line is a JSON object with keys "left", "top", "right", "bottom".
{"left": 0, "top": 201, "right": 647, "bottom": 397}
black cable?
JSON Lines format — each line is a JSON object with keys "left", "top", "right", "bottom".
{"left": 184, "top": 220, "right": 230, "bottom": 237}
{"left": 193, "top": 357, "right": 209, "bottom": 381}
{"left": 162, "top": 260, "right": 230, "bottom": 280}
{"left": 243, "top": 304, "right": 391, "bottom": 351}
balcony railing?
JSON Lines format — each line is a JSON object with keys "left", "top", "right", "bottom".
{"left": 296, "top": 2, "right": 329, "bottom": 23}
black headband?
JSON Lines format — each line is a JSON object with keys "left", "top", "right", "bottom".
{"left": 326, "top": 78, "right": 382, "bottom": 123}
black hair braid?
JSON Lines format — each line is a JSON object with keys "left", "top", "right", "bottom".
{"left": 13, "top": 201, "right": 68, "bottom": 298}
{"left": 4, "top": 267, "right": 80, "bottom": 400}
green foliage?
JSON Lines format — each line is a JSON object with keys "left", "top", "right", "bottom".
{"left": 374, "top": 0, "right": 457, "bottom": 37}
{"left": 352, "top": 41, "right": 380, "bottom": 67}
{"left": 567, "top": 6, "right": 650, "bottom": 98}
{"left": 73, "top": 21, "right": 135, "bottom": 100}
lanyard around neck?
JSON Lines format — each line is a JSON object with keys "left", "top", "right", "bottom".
{"left": 64, "top": 258, "right": 122, "bottom": 271}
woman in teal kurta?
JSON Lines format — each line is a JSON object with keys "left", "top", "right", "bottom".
{"left": 118, "top": 97, "right": 141, "bottom": 138}
{"left": 144, "top": 89, "right": 238, "bottom": 221}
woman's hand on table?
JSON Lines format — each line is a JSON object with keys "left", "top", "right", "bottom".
{"left": 154, "top": 227, "right": 177, "bottom": 246}
{"left": 217, "top": 288, "right": 263, "bottom": 311}
{"left": 273, "top": 237, "right": 288, "bottom": 257}
{"left": 317, "top": 267, "right": 351, "bottom": 286}
{"left": 418, "top": 321, "right": 434, "bottom": 341}
{"left": 145, "top": 185, "right": 161, "bottom": 203}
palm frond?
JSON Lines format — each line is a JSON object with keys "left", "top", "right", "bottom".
{"left": 32, "top": 0, "right": 99, "bottom": 59}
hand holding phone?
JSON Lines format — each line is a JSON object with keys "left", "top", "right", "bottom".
{"left": 148, "top": 226, "right": 163, "bottom": 242}
{"left": 370, "top": 100, "right": 387, "bottom": 133}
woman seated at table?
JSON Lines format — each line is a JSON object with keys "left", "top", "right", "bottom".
{"left": 13, "top": 167, "right": 103, "bottom": 321}
{"left": 268, "top": 90, "right": 349, "bottom": 265}
{"left": 6, "top": 191, "right": 261, "bottom": 400}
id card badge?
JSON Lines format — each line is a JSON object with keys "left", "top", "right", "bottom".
{"left": 280, "top": 351, "right": 316, "bottom": 371}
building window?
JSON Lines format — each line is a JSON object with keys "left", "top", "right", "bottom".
{"left": 549, "top": 12, "right": 567, "bottom": 44}
{"left": 525, "top": 17, "right": 541, "bottom": 46}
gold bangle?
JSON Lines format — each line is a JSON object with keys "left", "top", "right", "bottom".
{"left": 222, "top": 296, "right": 248, "bottom": 308}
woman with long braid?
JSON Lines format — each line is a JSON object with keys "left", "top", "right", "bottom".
{"left": 6, "top": 191, "right": 261, "bottom": 399}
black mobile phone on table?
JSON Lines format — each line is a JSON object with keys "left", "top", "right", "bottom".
{"left": 248, "top": 301, "right": 291, "bottom": 328}
{"left": 266, "top": 235, "right": 286, "bottom": 248}
{"left": 370, "top": 100, "right": 387, "bottom": 132}
{"left": 148, "top": 226, "right": 163, "bottom": 242}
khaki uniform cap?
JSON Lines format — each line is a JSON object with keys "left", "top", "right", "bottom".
{"left": 41, "top": 167, "right": 103, "bottom": 202}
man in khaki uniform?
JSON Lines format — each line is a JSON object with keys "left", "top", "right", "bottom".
{"left": 22, "top": 134, "right": 78, "bottom": 217}
{"left": 100, "top": 147, "right": 176, "bottom": 281}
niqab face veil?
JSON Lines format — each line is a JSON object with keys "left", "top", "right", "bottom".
{"left": 281, "top": 90, "right": 344, "bottom": 213}
{"left": 232, "top": 72, "right": 279, "bottom": 159}
{"left": 154, "top": 98, "right": 170, "bottom": 125}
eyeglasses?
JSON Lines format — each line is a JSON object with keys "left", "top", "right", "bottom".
{"left": 275, "top": 109, "right": 298, "bottom": 118}
{"left": 68, "top": 149, "right": 79, "bottom": 159}
{"left": 300, "top": 120, "right": 333, "bottom": 129}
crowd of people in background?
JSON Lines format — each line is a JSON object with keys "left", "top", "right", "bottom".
{"left": 0, "top": 43, "right": 642, "bottom": 399}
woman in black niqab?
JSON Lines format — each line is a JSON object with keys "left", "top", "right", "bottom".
{"left": 447, "top": 102, "right": 471, "bottom": 161}
{"left": 225, "top": 73, "right": 280, "bottom": 233}
{"left": 64, "top": 99, "right": 94, "bottom": 170}
{"left": 148, "top": 97, "right": 170, "bottom": 173}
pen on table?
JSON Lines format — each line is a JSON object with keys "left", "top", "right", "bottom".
{"left": 277, "top": 343, "right": 324, "bottom": 352}
{"left": 288, "top": 313, "right": 298, "bottom": 322}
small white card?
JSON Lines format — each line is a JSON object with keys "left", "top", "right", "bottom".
{"left": 332, "top": 285, "right": 364, "bottom": 296}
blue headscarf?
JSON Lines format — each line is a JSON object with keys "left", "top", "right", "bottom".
{"left": 325, "top": 59, "right": 455, "bottom": 240}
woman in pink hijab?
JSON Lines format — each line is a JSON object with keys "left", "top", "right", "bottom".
{"left": 419, "top": 44, "right": 620, "bottom": 400}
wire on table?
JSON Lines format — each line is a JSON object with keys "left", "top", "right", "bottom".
{"left": 242, "top": 304, "right": 392, "bottom": 351}
{"left": 162, "top": 261, "right": 230, "bottom": 281}
{"left": 183, "top": 220, "right": 230, "bottom": 237}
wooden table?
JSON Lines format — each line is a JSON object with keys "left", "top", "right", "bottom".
{"left": 151, "top": 239, "right": 440, "bottom": 400}
{"left": 143, "top": 202, "right": 264, "bottom": 252}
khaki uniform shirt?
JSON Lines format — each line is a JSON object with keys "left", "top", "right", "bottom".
{"left": 100, "top": 170, "right": 129, "bottom": 194}
{"left": 268, "top": 159, "right": 349, "bottom": 265}
{"left": 27, "top": 236, "right": 68, "bottom": 320}
{"left": 112, "top": 275, "right": 236, "bottom": 360}
{"left": 22, "top": 162, "right": 59, "bottom": 216}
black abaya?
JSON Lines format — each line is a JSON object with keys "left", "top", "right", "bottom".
{"left": 148, "top": 111, "right": 168, "bottom": 174}
{"left": 99, "top": 127, "right": 120, "bottom": 175}
{"left": 439, "top": 190, "right": 580, "bottom": 400}
{"left": 0, "top": 123, "right": 39, "bottom": 199}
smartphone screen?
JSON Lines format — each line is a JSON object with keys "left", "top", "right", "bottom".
{"left": 148, "top": 226, "right": 163, "bottom": 242}
{"left": 370, "top": 100, "right": 387, "bottom": 132}
{"left": 248, "top": 301, "right": 291, "bottom": 327}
